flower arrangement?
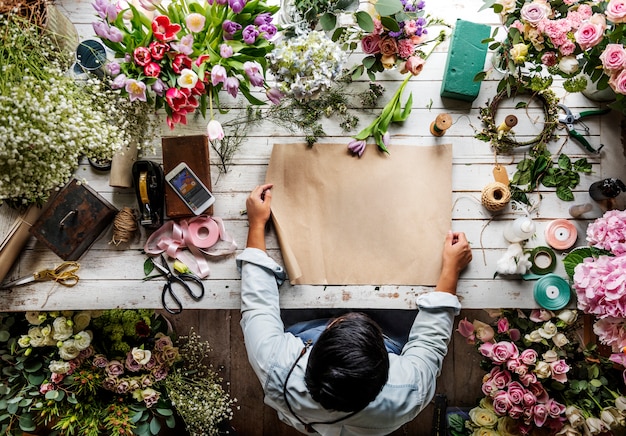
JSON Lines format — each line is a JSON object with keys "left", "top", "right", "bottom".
{"left": 92, "top": 0, "right": 279, "bottom": 132}
{"left": 342, "top": 0, "right": 448, "bottom": 155}
{"left": 481, "top": 0, "right": 626, "bottom": 114}
{"left": 0, "top": 13, "right": 128, "bottom": 207}
{"left": 266, "top": 30, "right": 346, "bottom": 101}
{"left": 0, "top": 310, "right": 235, "bottom": 436}
{"left": 454, "top": 308, "right": 626, "bottom": 435}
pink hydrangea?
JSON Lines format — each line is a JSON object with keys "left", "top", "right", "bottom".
{"left": 593, "top": 317, "right": 626, "bottom": 352}
{"left": 587, "top": 209, "right": 626, "bottom": 254}
{"left": 573, "top": 255, "right": 626, "bottom": 318}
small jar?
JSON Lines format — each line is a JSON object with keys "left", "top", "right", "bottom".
{"left": 504, "top": 217, "right": 536, "bottom": 243}
{"left": 589, "top": 178, "right": 625, "bottom": 201}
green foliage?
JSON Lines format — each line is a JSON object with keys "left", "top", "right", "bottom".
{"left": 562, "top": 247, "right": 613, "bottom": 280}
{"left": 510, "top": 148, "right": 592, "bottom": 205}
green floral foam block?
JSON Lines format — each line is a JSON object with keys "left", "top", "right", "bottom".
{"left": 440, "top": 19, "right": 491, "bottom": 102}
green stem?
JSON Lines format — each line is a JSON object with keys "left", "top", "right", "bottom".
{"left": 209, "top": 87, "right": 214, "bottom": 119}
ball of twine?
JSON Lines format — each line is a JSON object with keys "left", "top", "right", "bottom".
{"left": 110, "top": 207, "right": 138, "bottom": 245}
{"left": 481, "top": 182, "right": 511, "bottom": 212}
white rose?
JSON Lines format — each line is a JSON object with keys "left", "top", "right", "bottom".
{"left": 558, "top": 56, "right": 579, "bottom": 74}
{"left": 25, "top": 311, "right": 45, "bottom": 325}
{"left": 58, "top": 339, "right": 80, "bottom": 360}
{"left": 539, "top": 321, "right": 558, "bottom": 339}
{"left": 534, "top": 360, "right": 552, "bottom": 379}
{"left": 72, "top": 312, "right": 91, "bottom": 333}
{"left": 49, "top": 360, "right": 71, "bottom": 374}
{"left": 525, "top": 330, "right": 543, "bottom": 343}
{"left": 557, "top": 310, "right": 578, "bottom": 326}
{"left": 52, "top": 317, "right": 73, "bottom": 341}
{"left": 552, "top": 332, "right": 569, "bottom": 348}
{"left": 542, "top": 349, "right": 558, "bottom": 363}
{"left": 131, "top": 347, "right": 152, "bottom": 365}
{"left": 73, "top": 331, "right": 92, "bottom": 351}
{"left": 567, "top": 405, "right": 586, "bottom": 427}
{"left": 496, "top": 0, "right": 517, "bottom": 15}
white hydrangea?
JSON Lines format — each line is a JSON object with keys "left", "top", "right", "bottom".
{"left": 267, "top": 31, "right": 346, "bottom": 101}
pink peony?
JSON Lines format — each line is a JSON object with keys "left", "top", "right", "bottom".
{"left": 606, "top": 0, "right": 626, "bottom": 24}
{"left": 601, "top": 44, "right": 626, "bottom": 71}
{"left": 574, "top": 255, "right": 626, "bottom": 318}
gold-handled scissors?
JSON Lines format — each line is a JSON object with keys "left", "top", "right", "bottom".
{"left": 0, "top": 262, "right": 80, "bottom": 289}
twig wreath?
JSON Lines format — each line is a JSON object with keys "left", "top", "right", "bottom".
{"left": 476, "top": 84, "right": 560, "bottom": 154}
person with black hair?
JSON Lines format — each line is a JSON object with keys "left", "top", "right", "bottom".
{"left": 237, "top": 184, "right": 473, "bottom": 435}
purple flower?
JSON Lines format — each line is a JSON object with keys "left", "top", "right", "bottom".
{"left": 106, "top": 61, "right": 121, "bottom": 76}
{"left": 266, "top": 87, "right": 283, "bottom": 104}
{"left": 125, "top": 79, "right": 147, "bottom": 102}
{"left": 220, "top": 43, "right": 233, "bottom": 58}
{"left": 225, "top": 76, "right": 240, "bottom": 98}
{"left": 171, "top": 34, "right": 194, "bottom": 55}
{"left": 254, "top": 12, "right": 273, "bottom": 25}
{"left": 108, "top": 26, "right": 123, "bottom": 43}
{"left": 243, "top": 61, "right": 264, "bottom": 86}
{"left": 152, "top": 78, "right": 166, "bottom": 96}
{"left": 259, "top": 24, "right": 277, "bottom": 39}
{"left": 211, "top": 64, "right": 227, "bottom": 86}
{"left": 92, "top": 354, "right": 109, "bottom": 368}
{"left": 111, "top": 73, "right": 127, "bottom": 90}
{"left": 125, "top": 353, "right": 142, "bottom": 372}
{"left": 215, "top": 0, "right": 227, "bottom": 4}
{"left": 242, "top": 25, "right": 259, "bottom": 44}
{"left": 93, "top": 0, "right": 117, "bottom": 21}
{"left": 222, "top": 20, "right": 242, "bottom": 37}
{"left": 228, "top": 0, "right": 245, "bottom": 13}
{"left": 105, "top": 359, "right": 125, "bottom": 376}
{"left": 348, "top": 139, "right": 367, "bottom": 157}
{"left": 92, "top": 21, "right": 110, "bottom": 39}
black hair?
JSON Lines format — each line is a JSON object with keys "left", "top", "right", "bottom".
{"left": 304, "top": 312, "right": 389, "bottom": 413}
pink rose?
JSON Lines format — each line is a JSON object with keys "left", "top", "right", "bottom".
{"left": 533, "top": 403, "right": 549, "bottom": 427}
{"left": 361, "top": 34, "right": 381, "bottom": 54}
{"left": 523, "top": 390, "right": 537, "bottom": 408}
{"left": 530, "top": 309, "right": 554, "bottom": 322}
{"left": 493, "top": 390, "right": 512, "bottom": 415}
{"left": 550, "top": 359, "right": 570, "bottom": 383}
{"left": 606, "top": 0, "right": 626, "bottom": 24}
{"left": 490, "top": 341, "right": 519, "bottom": 364}
{"left": 546, "top": 398, "right": 566, "bottom": 418}
{"left": 479, "top": 342, "right": 494, "bottom": 358}
{"left": 506, "top": 381, "right": 525, "bottom": 404}
{"left": 474, "top": 320, "right": 495, "bottom": 342}
{"left": 520, "top": 2, "right": 550, "bottom": 25}
{"left": 379, "top": 37, "right": 398, "bottom": 56}
{"left": 105, "top": 360, "right": 125, "bottom": 377}
{"left": 520, "top": 348, "right": 538, "bottom": 365}
{"left": 497, "top": 317, "right": 509, "bottom": 333}
{"left": 574, "top": 17, "right": 606, "bottom": 50}
{"left": 508, "top": 405, "right": 524, "bottom": 419}
{"left": 601, "top": 44, "right": 626, "bottom": 71}
{"left": 490, "top": 367, "right": 513, "bottom": 389}
{"left": 400, "top": 56, "right": 425, "bottom": 76}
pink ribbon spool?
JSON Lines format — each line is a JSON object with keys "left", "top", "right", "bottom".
{"left": 544, "top": 219, "right": 578, "bottom": 250}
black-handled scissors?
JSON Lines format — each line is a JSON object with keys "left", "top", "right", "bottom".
{"left": 151, "top": 255, "right": 204, "bottom": 314}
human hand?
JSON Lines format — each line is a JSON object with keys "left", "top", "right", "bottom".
{"left": 246, "top": 183, "right": 273, "bottom": 230}
{"left": 435, "top": 231, "right": 472, "bottom": 295}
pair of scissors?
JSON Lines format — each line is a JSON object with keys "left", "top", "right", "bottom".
{"left": 0, "top": 262, "right": 80, "bottom": 289}
{"left": 151, "top": 255, "right": 204, "bottom": 314}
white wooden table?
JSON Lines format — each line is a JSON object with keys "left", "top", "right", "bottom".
{"left": 1, "top": 0, "right": 624, "bottom": 311}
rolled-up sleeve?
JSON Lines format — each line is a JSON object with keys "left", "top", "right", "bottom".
{"left": 237, "top": 248, "right": 288, "bottom": 384}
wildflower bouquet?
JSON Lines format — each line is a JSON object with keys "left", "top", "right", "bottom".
{"left": 0, "top": 309, "right": 235, "bottom": 436}
{"left": 455, "top": 308, "right": 626, "bottom": 435}
{"left": 0, "top": 13, "right": 127, "bottom": 207}
{"left": 92, "top": 0, "right": 279, "bottom": 131}
{"left": 342, "top": 0, "right": 448, "bottom": 155}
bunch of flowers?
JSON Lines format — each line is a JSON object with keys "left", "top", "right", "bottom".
{"left": 343, "top": 0, "right": 447, "bottom": 155}
{"left": 483, "top": 0, "right": 626, "bottom": 113}
{"left": 92, "top": 0, "right": 279, "bottom": 132}
{"left": 266, "top": 30, "right": 346, "bottom": 101}
{"left": 455, "top": 308, "right": 626, "bottom": 435}
{"left": 0, "top": 13, "right": 127, "bottom": 207}
{"left": 1, "top": 309, "right": 235, "bottom": 435}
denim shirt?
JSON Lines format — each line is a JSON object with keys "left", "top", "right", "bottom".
{"left": 238, "top": 248, "right": 462, "bottom": 436}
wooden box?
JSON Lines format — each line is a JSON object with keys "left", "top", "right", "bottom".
{"left": 161, "top": 135, "right": 214, "bottom": 218}
{"left": 29, "top": 179, "right": 117, "bottom": 260}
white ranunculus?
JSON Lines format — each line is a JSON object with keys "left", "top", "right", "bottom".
{"left": 74, "top": 331, "right": 92, "bottom": 351}
{"left": 72, "top": 312, "right": 92, "bottom": 333}
{"left": 58, "top": 339, "right": 80, "bottom": 360}
{"left": 25, "top": 311, "right": 45, "bottom": 325}
{"left": 558, "top": 56, "right": 580, "bottom": 74}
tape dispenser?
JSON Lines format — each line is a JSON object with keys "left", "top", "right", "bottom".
{"left": 132, "top": 160, "right": 164, "bottom": 229}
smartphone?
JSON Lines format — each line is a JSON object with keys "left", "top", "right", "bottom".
{"left": 164, "top": 162, "right": 215, "bottom": 215}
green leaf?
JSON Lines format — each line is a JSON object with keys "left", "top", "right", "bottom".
{"left": 355, "top": 10, "right": 374, "bottom": 32}
{"left": 473, "top": 71, "right": 487, "bottom": 82}
{"left": 320, "top": 12, "right": 337, "bottom": 31}
{"left": 131, "top": 411, "right": 145, "bottom": 424}
{"left": 0, "top": 331, "right": 9, "bottom": 342}
{"left": 557, "top": 153, "right": 571, "bottom": 170}
{"left": 374, "top": 0, "right": 403, "bottom": 16}
{"left": 380, "top": 16, "right": 400, "bottom": 32}
{"left": 362, "top": 55, "right": 377, "bottom": 69}
{"left": 331, "top": 26, "right": 345, "bottom": 42}
{"left": 149, "top": 417, "right": 161, "bottom": 435}
{"left": 144, "top": 258, "right": 154, "bottom": 276}
{"left": 165, "top": 414, "right": 176, "bottom": 428}
{"left": 18, "top": 415, "right": 36, "bottom": 432}
{"left": 24, "top": 360, "right": 42, "bottom": 373}
{"left": 156, "top": 408, "right": 173, "bottom": 417}
{"left": 563, "top": 247, "right": 613, "bottom": 279}
{"left": 556, "top": 185, "right": 574, "bottom": 201}
{"left": 573, "top": 158, "right": 592, "bottom": 172}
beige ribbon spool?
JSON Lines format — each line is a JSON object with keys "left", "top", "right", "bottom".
{"left": 430, "top": 113, "right": 453, "bottom": 136}
{"left": 481, "top": 165, "right": 511, "bottom": 211}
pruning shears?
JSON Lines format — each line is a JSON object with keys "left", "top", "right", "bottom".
{"left": 557, "top": 104, "right": 611, "bottom": 154}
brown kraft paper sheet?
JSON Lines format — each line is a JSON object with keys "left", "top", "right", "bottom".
{"left": 265, "top": 143, "right": 453, "bottom": 285}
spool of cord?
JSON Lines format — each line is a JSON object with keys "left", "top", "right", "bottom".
{"left": 430, "top": 113, "right": 453, "bottom": 137}
{"left": 481, "top": 182, "right": 511, "bottom": 212}
{"left": 533, "top": 274, "right": 571, "bottom": 310}
{"left": 110, "top": 207, "right": 138, "bottom": 246}
{"left": 529, "top": 246, "right": 557, "bottom": 275}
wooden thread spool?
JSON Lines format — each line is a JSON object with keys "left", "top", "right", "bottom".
{"left": 497, "top": 114, "right": 518, "bottom": 133}
{"left": 430, "top": 113, "right": 453, "bottom": 137}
